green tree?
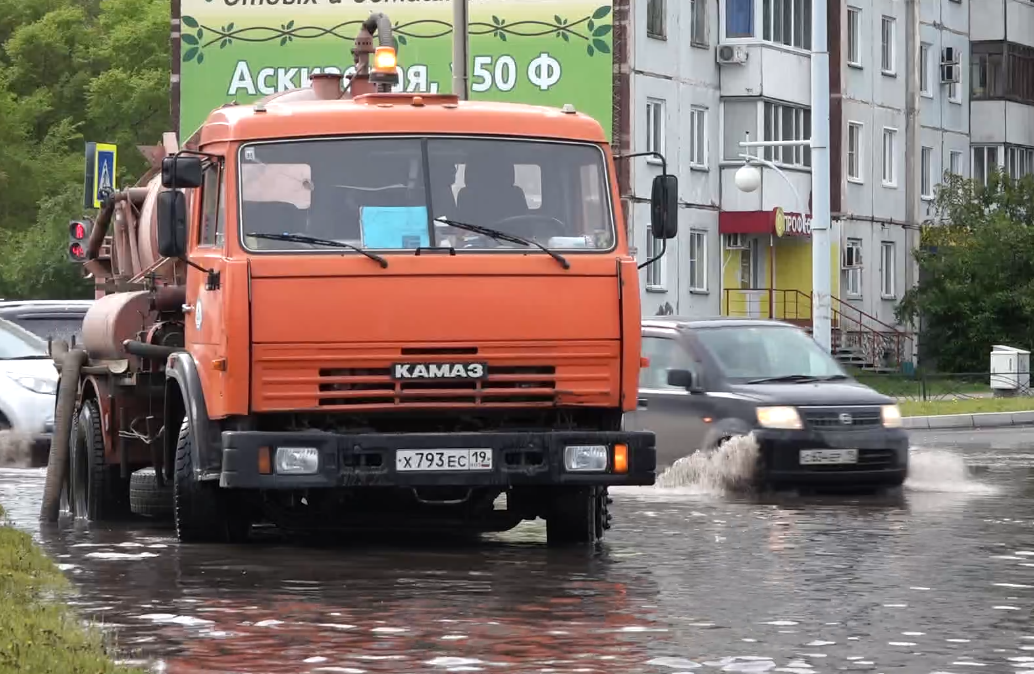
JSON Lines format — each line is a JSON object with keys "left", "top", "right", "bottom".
{"left": 896, "top": 170, "right": 1034, "bottom": 372}
{"left": 0, "top": 0, "right": 169, "bottom": 299}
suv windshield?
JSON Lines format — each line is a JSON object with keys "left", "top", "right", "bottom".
{"left": 238, "top": 137, "right": 614, "bottom": 253}
{"left": 693, "top": 325, "right": 847, "bottom": 382}
{"left": 0, "top": 318, "right": 49, "bottom": 359}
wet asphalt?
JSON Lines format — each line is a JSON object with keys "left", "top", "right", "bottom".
{"left": 0, "top": 427, "right": 1032, "bottom": 674}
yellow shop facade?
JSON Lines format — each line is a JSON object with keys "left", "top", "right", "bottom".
{"left": 718, "top": 206, "right": 840, "bottom": 328}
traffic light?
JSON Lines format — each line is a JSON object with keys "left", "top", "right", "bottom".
{"left": 68, "top": 219, "right": 92, "bottom": 262}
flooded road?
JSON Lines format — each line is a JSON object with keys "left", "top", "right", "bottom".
{"left": 2, "top": 431, "right": 1034, "bottom": 674}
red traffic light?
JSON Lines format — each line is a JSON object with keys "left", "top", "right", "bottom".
{"left": 69, "top": 221, "right": 88, "bottom": 240}
{"left": 69, "top": 242, "right": 85, "bottom": 259}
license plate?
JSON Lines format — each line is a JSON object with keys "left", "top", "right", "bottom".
{"left": 799, "top": 449, "right": 858, "bottom": 465}
{"left": 396, "top": 449, "right": 494, "bottom": 472}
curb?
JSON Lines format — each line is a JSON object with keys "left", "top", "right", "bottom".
{"left": 904, "top": 410, "right": 1034, "bottom": 430}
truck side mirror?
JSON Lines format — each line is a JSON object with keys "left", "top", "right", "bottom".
{"left": 156, "top": 190, "right": 187, "bottom": 259}
{"left": 161, "top": 156, "right": 204, "bottom": 189}
{"left": 667, "top": 368, "right": 700, "bottom": 391}
{"left": 650, "top": 174, "right": 678, "bottom": 240}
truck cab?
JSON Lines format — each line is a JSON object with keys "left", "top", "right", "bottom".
{"left": 46, "top": 16, "right": 678, "bottom": 546}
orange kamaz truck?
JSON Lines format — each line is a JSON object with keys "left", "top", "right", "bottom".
{"left": 41, "top": 13, "right": 678, "bottom": 545}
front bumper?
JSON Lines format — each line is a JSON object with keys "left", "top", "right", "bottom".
{"left": 218, "top": 430, "right": 656, "bottom": 489}
{"left": 754, "top": 427, "right": 909, "bottom": 485}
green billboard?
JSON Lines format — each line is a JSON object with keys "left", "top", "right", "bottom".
{"left": 178, "top": 0, "right": 614, "bottom": 141}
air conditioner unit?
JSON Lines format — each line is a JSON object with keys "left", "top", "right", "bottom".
{"left": 724, "top": 233, "right": 748, "bottom": 249}
{"left": 940, "top": 62, "right": 960, "bottom": 84}
{"left": 717, "top": 44, "right": 748, "bottom": 66}
{"left": 941, "top": 46, "right": 959, "bottom": 65}
{"left": 842, "top": 246, "right": 863, "bottom": 268}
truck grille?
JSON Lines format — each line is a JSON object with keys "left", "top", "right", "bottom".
{"left": 799, "top": 406, "right": 883, "bottom": 429}
{"left": 252, "top": 340, "right": 619, "bottom": 412}
{"left": 316, "top": 365, "right": 557, "bottom": 406}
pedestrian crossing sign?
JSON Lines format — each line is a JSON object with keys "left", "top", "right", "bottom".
{"left": 83, "top": 142, "right": 118, "bottom": 209}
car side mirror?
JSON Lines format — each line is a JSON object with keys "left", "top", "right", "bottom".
{"left": 667, "top": 368, "right": 700, "bottom": 391}
{"left": 650, "top": 174, "right": 678, "bottom": 239}
{"left": 156, "top": 190, "right": 187, "bottom": 259}
{"left": 161, "top": 155, "right": 204, "bottom": 189}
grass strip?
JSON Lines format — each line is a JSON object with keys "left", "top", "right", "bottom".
{"left": 0, "top": 505, "right": 146, "bottom": 674}
{"left": 901, "top": 397, "right": 1034, "bottom": 418}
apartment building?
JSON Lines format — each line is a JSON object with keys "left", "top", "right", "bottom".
{"left": 622, "top": 0, "right": 976, "bottom": 368}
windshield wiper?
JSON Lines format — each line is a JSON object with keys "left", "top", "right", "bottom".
{"left": 4, "top": 355, "right": 50, "bottom": 360}
{"left": 746, "top": 374, "right": 824, "bottom": 384}
{"left": 433, "top": 217, "right": 570, "bottom": 270}
{"left": 245, "top": 232, "right": 388, "bottom": 268}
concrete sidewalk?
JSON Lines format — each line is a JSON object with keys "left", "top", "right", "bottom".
{"left": 904, "top": 410, "right": 1034, "bottom": 430}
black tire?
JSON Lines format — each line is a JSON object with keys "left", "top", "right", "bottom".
{"left": 69, "top": 399, "right": 129, "bottom": 521}
{"left": 130, "top": 468, "right": 174, "bottom": 519}
{"left": 545, "top": 486, "right": 608, "bottom": 546}
{"left": 173, "top": 417, "right": 249, "bottom": 543}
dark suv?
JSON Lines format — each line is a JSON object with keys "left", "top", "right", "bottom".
{"left": 623, "top": 317, "right": 909, "bottom": 488}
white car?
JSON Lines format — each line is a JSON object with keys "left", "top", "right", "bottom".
{"left": 0, "top": 317, "right": 58, "bottom": 463}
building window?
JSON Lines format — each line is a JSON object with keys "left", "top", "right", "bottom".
{"left": 847, "top": 122, "right": 862, "bottom": 182}
{"left": 645, "top": 98, "right": 665, "bottom": 163}
{"left": 647, "top": 0, "right": 665, "bottom": 39}
{"left": 689, "top": 107, "right": 707, "bottom": 168}
{"left": 881, "top": 16, "right": 896, "bottom": 75}
{"left": 763, "top": 102, "right": 812, "bottom": 168}
{"left": 726, "top": 0, "right": 754, "bottom": 38}
{"left": 689, "top": 230, "right": 707, "bottom": 292}
{"left": 948, "top": 150, "right": 963, "bottom": 177}
{"left": 844, "top": 238, "right": 863, "bottom": 297}
{"left": 762, "top": 0, "right": 811, "bottom": 49}
{"left": 882, "top": 127, "right": 897, "bottom": 186}
{"left": 847, "top": 7, "right": 861, "bottom": 67}
{"left": 1007, "top": 146, "right": 1034, "bottom": 179}
{"left": 921, "top": 146, "right": 933, "bottom": 199}
{"left": 973, "top": 145, "right": 1000, "bottom": 185}
{"left": 920, "top": 43, "right": 931, "bottom": 95}
{"left": 970, "top": 41, "right": 1034, "bottom": 104}
{"left": 880, "top": 241, "right": 896, "bottom": 299}
{"left": 691, "top": 0, "right": 708, "bottom": 46}
{"left": 646, "top": 230, "right": 664, "bottom": 288}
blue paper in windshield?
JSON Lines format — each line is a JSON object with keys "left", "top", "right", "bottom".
{"left": 360, "top": 206, "right": 430, "bottom": 249}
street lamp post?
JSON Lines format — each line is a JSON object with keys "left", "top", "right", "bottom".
{"left": 731, "top": 0, "right": 832, "bottom": 354}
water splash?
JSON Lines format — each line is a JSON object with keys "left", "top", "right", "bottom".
{"left": 654, "top": 435, "right": 760, "bottom": 495}
{"left": 0, "top": 431, "right": 33, "bottom": 468}
{"left": 905, "top": 447, "right": 998, "bottom": 494}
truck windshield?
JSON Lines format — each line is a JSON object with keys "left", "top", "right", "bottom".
{"left": 237, "top": 137, "right": 614, "bottom": 253}
{"left": 693, "top": 325, "right": 848, "bottom": 383}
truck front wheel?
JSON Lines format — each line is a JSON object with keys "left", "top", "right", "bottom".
{"left": 173, "top": 417, "right": 249, "bottom": 543}
{"left": 545, "top": 486, "right": 609, "bottom": 546}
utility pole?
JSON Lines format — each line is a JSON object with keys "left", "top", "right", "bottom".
{"left": 904, "top": 0, "right": 921, "bottom": 366}
{"left": 810, "top": 0, "right": 832, "bottom": 353}
{"left": 451, "top": 0, "right": 469, "bottom": 100}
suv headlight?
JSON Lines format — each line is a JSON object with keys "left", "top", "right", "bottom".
{"left": 11, "top": 375, "right": 57, "bottom": 395}
{"left": 881, "top": 404, "right": 903, "bottom": 428}
{"left": 756, "top": 406, "right": 803, "bottom": 430}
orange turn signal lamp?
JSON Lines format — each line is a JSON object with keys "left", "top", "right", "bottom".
{"left": 258, "top": 446, "right": 272, "bottom": 474}
{"left": 613, "top": 443, "right": 628, "bottom": 474}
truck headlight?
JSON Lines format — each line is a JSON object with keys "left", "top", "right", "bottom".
{"left": 564, "top": 445, "right": 608, "bottom": 472}
{"left": 756, "top": 406, "right": 803, "bottom": 430}
{"left": 881, "top": 404, "right": 903, "bottom": 428}
{"left": 12, "top": 376, "right": 57, "bottom": 395}
{"left": 275, "top": 447, "right": 320, "bottom": 475}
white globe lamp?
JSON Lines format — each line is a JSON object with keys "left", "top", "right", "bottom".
{"left": 734, "top": 164, "right": 761, "bottom": 193}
